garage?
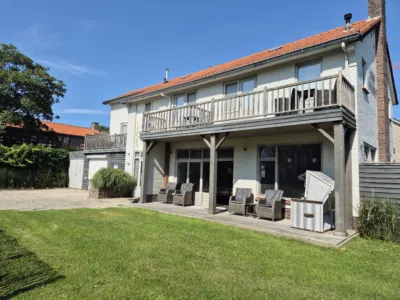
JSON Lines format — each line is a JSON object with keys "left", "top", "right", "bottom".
{"left": 68, "top": 152, "right": 84, "bottom": 189}
{"left": 87, "top": 155, "right": 108, "bottom": 188}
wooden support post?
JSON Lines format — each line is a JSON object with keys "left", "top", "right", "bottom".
{"left": 163, "top": 142, "right": 171, "bottom": 187}
{"left": 209, "top": 134, "right": 217, "bottom": 214}
{"left": 274, "top": 145, "right": 279, "bottom": 190}
{"left": 311, "top": 124, "right": 334, "bottom": 144}
{"left": 334, "top": 123, "right": 347, "bottom": 236}
{"left": 345, "top": 129, "right": 353, "bottom": 229}
{"left": 140, "top": 140, "right": 149, "bottom": 203}
{"left": 140, "top": 140, "right": 158, "bottom": 203}
{"left": 216, "top": 133, "right": 229, "bottom": 150}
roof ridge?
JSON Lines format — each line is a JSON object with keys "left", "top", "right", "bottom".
{"left": 108, "top": 17, "right": 380, "bottom": 102}
{"left": 42, "top": 120, "right": 96, "bottom": 130}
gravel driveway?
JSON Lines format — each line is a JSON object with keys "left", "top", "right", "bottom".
{"left": 0, "top": 189, "right": 131, "bottom": 211}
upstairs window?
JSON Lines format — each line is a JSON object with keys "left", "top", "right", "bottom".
{"left": 297, "top": 61, "right": 321, "bottom": 82}
{"left": 175, "top": 91, "right": 197, "bottom": 106}
{"left": 120, "top": 122, "right": 127, "bottom": 134}
{"left": 144, "top": 102, "right": 152, "bottom": 112}
{"left": 224, "top": 77, "right": 256, "bottom": 95}
{"left": 363, "top": 143, "right": 376, "bottom": 162}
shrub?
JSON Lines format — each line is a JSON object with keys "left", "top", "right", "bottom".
{"left": 91, "top": 168, "right": 136, "bottom": 193}
{"left": 0, "top": 144, "right": 69, "bottom": 189}
{"left": 358, "top": 198, "right": 400, "bottom": 243}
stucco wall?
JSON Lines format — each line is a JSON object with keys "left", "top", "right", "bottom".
{"left": 392, "top": 121, "right": 400, "bottom": 162}
{"left": 162, "top": 131, "right": 334, "bottom": 208}
{"left": 109, "top": 103, "right": 128, "bottom": 135}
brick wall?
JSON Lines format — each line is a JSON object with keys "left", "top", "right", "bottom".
{"left": 369, "top": 0, "right": 390, "bottom": 161}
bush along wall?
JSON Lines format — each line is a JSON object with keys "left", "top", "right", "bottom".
{"left": 0, "top": 144, "right": 69, "bottom": 189}
{"left": 90, "top": 168, "right": 136, "bottom": 199}
{"left": 358, "top": 198, "right": 400, "bottom": 244}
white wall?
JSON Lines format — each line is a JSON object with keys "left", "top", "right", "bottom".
{"left": 109, "top": 103, "right": 128, "bottom": 135}
{"left": 165, "top": 132, "right": 334, "bottom": 207}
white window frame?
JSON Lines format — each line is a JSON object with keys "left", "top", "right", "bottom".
{"left": 175, "top": 148, "right": 234, "bottom": 193}
{"left": 144, "top": 102, "right": 152, "bottom": 112}
{"left": 296, "top": 60, "right": 322, "bottom": 83}
{"left": 363, "top": 143, "right": 376, "bottom": 162}
{"left": 223, "top": 76, "right": 257, "bottom": 96}
{"left": 120, "top": 122, "right": 127, "bottom": 134}
{"left": 174, "top": 91, "right": 197, "bottom": 106}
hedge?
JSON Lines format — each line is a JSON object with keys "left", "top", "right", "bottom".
{"left": 0, "top": 144, "right": 69, "bottom": 189}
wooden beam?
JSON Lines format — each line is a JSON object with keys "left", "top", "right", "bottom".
{"left": 146, "top": 140, "right": 157, "bottom": 154}
{"left": 201, "top": 135, "right": 211, "bottom": 149}
{"left": 334, "top": 123, "right": 347, "bottom": 237}
{"left": 216, "top": 133, "right": 229, "bottom": 150}
{"left": 344, "top": 129, "right": 353, "bottom": 229}
{"left": 163, "top": 142, "right": 171, "bottom": 187}
{"left": 311, "top": 124, "right": 334, "bottom": 144}
{"left": 208, "top": 134, "right": 217, "bottom": 214}
{"left": 140, "top": 140, "right": 149, "bottom": 203}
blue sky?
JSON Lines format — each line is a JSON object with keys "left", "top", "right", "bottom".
{"left": 1, "top": 0, "right": 399, "bottom": 127}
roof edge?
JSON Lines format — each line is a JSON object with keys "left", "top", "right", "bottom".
{"left": 103, "top": 33, "right": 362, "bottom": 105}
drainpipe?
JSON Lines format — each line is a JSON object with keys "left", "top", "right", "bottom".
{"left": 341, "top": 42, "right": 349, "bottom": 77}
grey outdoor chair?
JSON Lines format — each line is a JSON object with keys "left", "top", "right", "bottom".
{"left": 228, "top": 188, "right": 253, "bottom": 216}
{"left": 158, "top": 182, "right": 177, "bottom": 204}
{"left": 257, "top": 190, "right": 284, "bottom": 221}
{"left": 173, "top": 183, "right": 194, "bottom": 206}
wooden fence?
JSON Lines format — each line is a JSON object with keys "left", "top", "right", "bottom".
{"left": 359, "top": 163, "right": 400, "bottom": 207}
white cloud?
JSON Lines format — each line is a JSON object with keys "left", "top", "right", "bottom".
{"left": 58, "top": 109, "right": 109, "bottom": 115}
{"left": 37, "top": 59, "right": 106, "bottom": 77}
{"left": 16, "top": 23, "right": 60, "bottom": 50}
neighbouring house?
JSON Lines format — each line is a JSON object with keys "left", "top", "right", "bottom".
{"left": 75, "top": 0, "right": 397, "bottom": 237}
{"left": 391, "top": 118, "right": 400, "bottom": 162}
{"left": 4, "top": 121, "right": 100, "bottom": 149}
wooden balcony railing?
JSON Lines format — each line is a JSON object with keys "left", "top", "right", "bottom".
{"left": 84, "top": 133, "right": 127, "bottom": 150}
{"left": 142, "top": 72, "right": 355, "bottom": 133}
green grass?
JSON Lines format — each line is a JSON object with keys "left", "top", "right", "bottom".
{"left": 0, "top": 208, "right": 399, "bottom": 299}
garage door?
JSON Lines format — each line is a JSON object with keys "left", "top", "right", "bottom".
{"left": 88, "top": 158, "right": 108, "bottom": 188}
{"left": 69, "top": 157, "right": 84, "bottom": 189}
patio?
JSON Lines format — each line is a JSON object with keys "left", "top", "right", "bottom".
{"left": 131, "top": 202, "right": 357, "bottom": 248}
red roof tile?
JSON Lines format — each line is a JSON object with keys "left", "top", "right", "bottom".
{"left": 9, "top": 121, "right": 100, "bottom": 137}
{"left": 109, "top": 18, "right": 380, "bottom": 102}
{"left": 41, "top": 121, "right": 100, "bottom": 137}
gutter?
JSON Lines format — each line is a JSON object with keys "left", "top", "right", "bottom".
{"left": 103, "top": 33, "right": 361, "bottom": 105}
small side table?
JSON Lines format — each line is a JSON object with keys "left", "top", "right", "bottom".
{"left": 245, "top": 203, "right": 257, "bottom": 218}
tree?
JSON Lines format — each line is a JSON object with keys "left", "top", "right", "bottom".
{"left": 97, "top": 124, "right": 109, "bottom": 133}
{"left": 0, "top": 44, "right": 66, "bottom": 136}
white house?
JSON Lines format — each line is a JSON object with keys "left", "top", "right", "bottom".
{"left": 80, "top": 0, "right": 398, "bottom": 237}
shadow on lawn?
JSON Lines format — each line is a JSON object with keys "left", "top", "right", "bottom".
{"left": 0, "top": 229, "right": 64, "bottom": 299}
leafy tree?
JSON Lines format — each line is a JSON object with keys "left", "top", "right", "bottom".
{"left": 0, "top": 44, "right": 66, "bottom": 136}
{"left": 97, "top": 124, "right": 109, "bottom": 133}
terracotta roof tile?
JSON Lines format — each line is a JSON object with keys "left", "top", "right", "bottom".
{"left": 41, "top": 121, "right": 100, "bottom": 136}
{"left": 110, "top": 18, "right": 380, "bottom": 102}
{"left": 9, "top": 121, "right": 100, "bottom": 137}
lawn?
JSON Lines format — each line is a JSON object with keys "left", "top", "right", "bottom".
{"left": 0, "top": 208, "right": 399, "bottom": 299}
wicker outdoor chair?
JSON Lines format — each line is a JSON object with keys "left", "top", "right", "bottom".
{"left": 173, "top": 183, "right": 194, "bottom": 206}
{"left": 257, "top": 190, "right": 284, "bottom": 221}
{"left": 157, "top": 182, "right": 177, "bottom": 204}
{"left": 228, "top": 188, "right": 252, "bottom": 216}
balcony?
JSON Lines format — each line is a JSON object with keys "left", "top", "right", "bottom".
{"left": 141, "top": 72, "right": 355, "bottom": 139}
{"left": 84, "top": 133, "right": 127, "bottom": 151}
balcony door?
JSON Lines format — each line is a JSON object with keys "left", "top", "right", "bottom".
{"left": 223, "top": 77, "right": 256, "bottom": 119}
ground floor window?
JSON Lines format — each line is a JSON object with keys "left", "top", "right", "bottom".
{"left": 176, "top": 148, "right": 233, "bottom": 197}
{"left": 259, "top": 144, "right": 321, "bottom": 198}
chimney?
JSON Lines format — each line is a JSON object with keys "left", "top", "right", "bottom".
{"left": 369, "top": 0, "right": 390, "bottom": 161}
{"left": 344, "top": 13, "right": 352, "bottom": 30}
{"left": 91, "top": 122, "right": 99, "bottom": 130}
{"left": 164, "top": 68, "right": 169, "bottom": 83}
